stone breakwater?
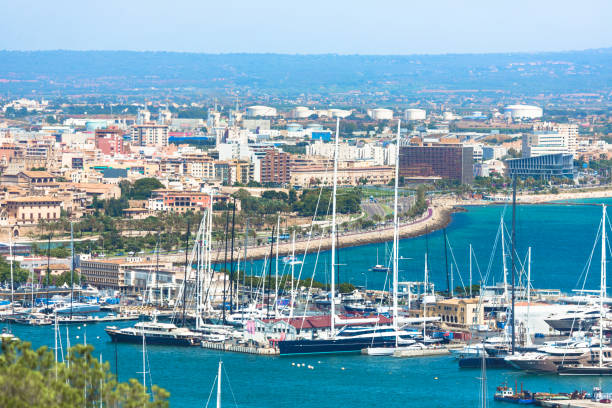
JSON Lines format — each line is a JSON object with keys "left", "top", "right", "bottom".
{"left": 201, "top": 203, "right": 458, "bottom": 262}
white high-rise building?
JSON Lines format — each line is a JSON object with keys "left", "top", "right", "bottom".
{"left": 524, "top": 122, "right": 578, "bottom": 158}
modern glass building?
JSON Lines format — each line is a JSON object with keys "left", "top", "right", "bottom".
{"left": 506, "top": 153, "right": 574, "bottom": 180}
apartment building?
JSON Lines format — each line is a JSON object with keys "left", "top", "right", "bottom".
{"left": 131, "top": 123, "right": 169, "bottom": 147}
{"left": 290, "top": 165, "right": 393, "bottom": 187}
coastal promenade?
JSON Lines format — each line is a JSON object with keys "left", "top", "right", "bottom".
{"left": 158, "top": 201, "right": 456, "bottom": 262}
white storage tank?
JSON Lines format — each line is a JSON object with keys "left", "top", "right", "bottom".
{"left": 246, "top": 105, "right": 277, "bottom": 117}
{"left": 292, "top": 106, "right": 314, "bottom": 118}
{"left": 367, "top": 108, "right": 394, "bottom": 120}
{"left": 504, "top": 104, "right": 543, "bottom": 120}
{"left": 404, "top": 108, "right": 426, "bottom": 121}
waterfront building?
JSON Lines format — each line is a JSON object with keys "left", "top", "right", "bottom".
{"left": 399, "top": 142, "right": 474, "bottom": 184}
{"left": 506, "top": 153, "right": 575, "bottom": 180}
{"left": 80, "top": 259, "right": 175, "bottom": 294}
{"left": 414, "top": 297, "right": 484, "bottom": 329}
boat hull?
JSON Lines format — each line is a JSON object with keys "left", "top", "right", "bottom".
{"left": 494, "top": 396, "right": 535, "bottom": 404}
{"left": 459, "top": 356, "right": 512, "bottom": 368}
{"left": 557, "top": 366, "right": 612, "bottom": 375}
{"left": 105, "top": 329, "right": 195, "bottom": 346}
{"left": 278, "top": 337, "right": 398, "bottom": 355}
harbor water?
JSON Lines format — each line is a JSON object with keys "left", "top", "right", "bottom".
{"left": 6, "top": 201, "right": 612, "bottom": 407}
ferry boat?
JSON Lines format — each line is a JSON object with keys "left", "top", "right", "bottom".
{"left": 105, "top": 321, "right": 200, "bottom": 346}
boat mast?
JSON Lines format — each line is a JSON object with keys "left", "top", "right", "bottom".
{"left": 469, "top": 244, "right": 472, "bottom": 298}
{"left": 510, "top": 176, "right": 517, "bottom": 355}
{"left": 205, "top": 192, "right": 214, "bottom": 314}
{"left": 46, "top": 233, "right": 51, "bottom": 310}
{"left": 141, "top": 325, "right": 146, "bottom": 391}
{"left": 275, "top": 214, "right": 280, "bottom": 317}
{"left": 600, "top": 204, "right": 606, "bottom": 367}
{"left": 501, "top": 217, "right": 508, "bottom": 303}
{"left": 9, "top": 230, "right": 14, "bottom": 316}
{"left": 526, "top": 246, "right": 531, "bottom": 346}
{"left": 443, "top": 228, "right": 450, "bottom": 297}
{"left": 266, "top": 226, "right": 276, "bottom": 319}
{"left": 229, "top": 198, "right": 237, "bottom": 314}
{"left": 392, "top": 119, "right": 400, "bottom": 342}
{"left": 182, "top": 221, "right": 190, "bottom": 327}
{"left": 330, "top": 117, "right": 339, "bottom": 338}
{"left": 221, "top": 210, "right": 229, "bottom": 325}
{"left": 216, "top": 360, "right": 222, "bottom": 408}
{"left": 70, "top": 222, "right": 74, "bottom": 320}
{"left": 290, "top": 230, "right": 296, "bottom": 318}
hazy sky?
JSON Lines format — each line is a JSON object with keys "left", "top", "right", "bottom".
{"left": 1, "top": 0, "right": 610, "bottom": 54}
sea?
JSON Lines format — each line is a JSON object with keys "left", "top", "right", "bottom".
{"left": 6, "top": 200, "right": 612, "bottom": 407}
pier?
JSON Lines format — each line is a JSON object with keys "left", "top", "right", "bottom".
{"left": 200, "top": 341, "right": 279, "bottom": 355}
{"left": 538, "top": 401, "right": 612, "bottom": 408}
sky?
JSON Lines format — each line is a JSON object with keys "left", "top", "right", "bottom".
{"left": 1, "top": 0, "right": 610, "bottom": 54}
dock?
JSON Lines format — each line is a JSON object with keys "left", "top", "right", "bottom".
{"left": 200, "top": 341, "right": 279, "bottom": 355}
{"left": 538, "top": 400, "right": 611, "bottom": 408}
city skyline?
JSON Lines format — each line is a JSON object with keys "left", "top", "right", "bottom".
{"left": 1, "top": 0, "right": 611, "bottom": 54}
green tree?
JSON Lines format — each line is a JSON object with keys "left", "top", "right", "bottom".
{"left": 0, "top": 256, "right": 29, "bottom": 284}
{"left": 0, "top": 340, "right": 169, "bottom": 408}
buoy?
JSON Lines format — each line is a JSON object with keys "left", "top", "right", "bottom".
{"left": 76, "top": 336, "right": 80, "bottom": 339}
{"left": 434, "top": 377, "right": 438, "bottom": 380}
{"left": 77, "top": 326, "right": 81, "bottom": 329}
{"left": 341, "top": 367, "right": 345, "bottom": 370}
{"left": 318, "top": 361, "right": 321, "bottom": 364}
{"left": 291, "top": 362, "right": 295, "bottom": 366}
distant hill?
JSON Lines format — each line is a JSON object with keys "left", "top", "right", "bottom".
{"left": 0, "top": 49, "right": 611, "bottom": 100}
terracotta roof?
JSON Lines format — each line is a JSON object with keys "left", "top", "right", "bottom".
{"left": 21, "top": 171, "right": 55, "bottom": 178}
{"left": 6, "top": 196, "right": 62, "bottom": 203}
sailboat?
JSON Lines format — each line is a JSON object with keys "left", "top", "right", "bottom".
{"left": 370, "top": 248, "right": 390, "bottom": 272}
{"left": 557, "top": 204, "right": 612, "bottom": 375}
{"left": 277, "top": 119, "right": 411, "bottom": 355}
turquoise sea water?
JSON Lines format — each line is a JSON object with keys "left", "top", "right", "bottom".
{"left": 249, "top": 199, "right": 612, "bottom": 294}
{"left": 7, "top": 201, "right": 612, "bottom": 407}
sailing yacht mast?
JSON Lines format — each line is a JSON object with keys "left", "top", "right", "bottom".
{"left": 501, "top": 217, "right": 508, "bottom": 303}
{"left": 290, "top": 231, "right": 296, "bottom": 318}
{"left": 511, "top": 176, "right": 517, "bottom": 354}
{"left": 70, "top": 222, "right": 74, "bottom": 320}
{"left": 330, "top": 117, "right": 339, "bottom": 337}
{"left": 600, "top": 204, "right": 606, "bottom": 367}
{"left": 216, "top": 360, "right": 223, "bottom": 408}
{"left": 392, "top": 120, "right": 400, "bottom": 341}
{"left": 275, "top": 214, "right": 280, "bottom": 317}
{"left": 9, "top": 230, "right": 14, "bottom": 316}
